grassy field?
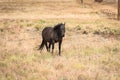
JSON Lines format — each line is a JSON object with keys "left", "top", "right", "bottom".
{"left": 0, "top": 0, "right": 120, "bottom": 80}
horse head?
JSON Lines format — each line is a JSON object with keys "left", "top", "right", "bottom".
{"left": 54, "top": 23, "right": 65, "bottom": 37}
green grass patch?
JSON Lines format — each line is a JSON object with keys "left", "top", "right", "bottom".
{"left": 38, "top": 20, "right": 46, "bottom": 24}
{"left": 72, "top": 63, "right": 85, "bottom": 70}
{"left": 39, "top": 52, "right": 52, "bottom": 60}
{"left": 5, "top": 73, "right": 15, "bottom": 80}
{"left": 0, "top": 61, "right": 8, "bottom": 67}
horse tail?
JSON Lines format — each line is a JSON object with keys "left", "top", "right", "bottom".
{"left": 38, "top": 40, "right": 45, "bottom": 51}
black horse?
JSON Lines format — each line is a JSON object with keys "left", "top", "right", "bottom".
{"left": 38, "top": 23, "right": 65, "bottom": 56}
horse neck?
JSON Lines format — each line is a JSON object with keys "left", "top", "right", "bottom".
{"left": 54, "top": 29, "right": 62, "bottom": 38}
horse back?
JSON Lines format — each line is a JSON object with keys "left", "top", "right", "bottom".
{"left": 42, "top": 27, "right": 56, "bottom": 42}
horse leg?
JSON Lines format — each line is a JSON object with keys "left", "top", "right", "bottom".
{"left": 52, "top": 41, "right": 55, "bottom": 55}
{"left": 48, "top": 42, "right": 51, "bottom": 52}
{"left": 38, "top": 40, "right": 45, "bottom": 52}
{"left": 58, "top": 40, "right": 62, "bottom": 56}
{"left": 45, "top": 42, "right": 49, "bottom": 52}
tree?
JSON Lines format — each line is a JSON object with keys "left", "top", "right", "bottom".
{"left": 118, "top": 0, "right": 120, "bottom": 20}
{"left": 95, "top": 0, "right": 103, "bottom": 3}
{"left": 81, "top": 0, "right": 83, "bottom": 3}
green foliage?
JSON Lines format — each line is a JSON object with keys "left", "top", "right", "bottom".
{"left": 75, "top": 25, "right": 81, "bottom": 30}
{"left": 6, "top": 74, "right": 15, "bottom": 80}
{"left": 34, "top": 19, "right": 46, "bottom": 30}
{"left": 38, "top": 20, "right": 46, "bottom": 24}
{"left": 0, "top": 61, "right": 8, "bottom": 67}
{"left": 94, "top": 27, "right": 120, "bottom": 36}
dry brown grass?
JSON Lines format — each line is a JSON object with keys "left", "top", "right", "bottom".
{"left": 0, "top": 0, "right": 120, "bottom": 80}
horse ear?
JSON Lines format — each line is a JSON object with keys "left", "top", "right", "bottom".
{"left": 54, "top": 27, "right": 57, "bottom": 30}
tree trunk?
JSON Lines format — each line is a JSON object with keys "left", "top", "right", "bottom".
{"left": 95, "top": 0, "right": 103, "bottom": 2}
{"left": 118, "top": 0, "right": 120, "bottom": 20}
{"left": 81, "top": 0, "right": 83, "bottom": 3}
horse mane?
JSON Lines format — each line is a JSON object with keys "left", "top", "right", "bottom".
{"left": 54, "top": 23, "right": 63, "bottom": 30}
